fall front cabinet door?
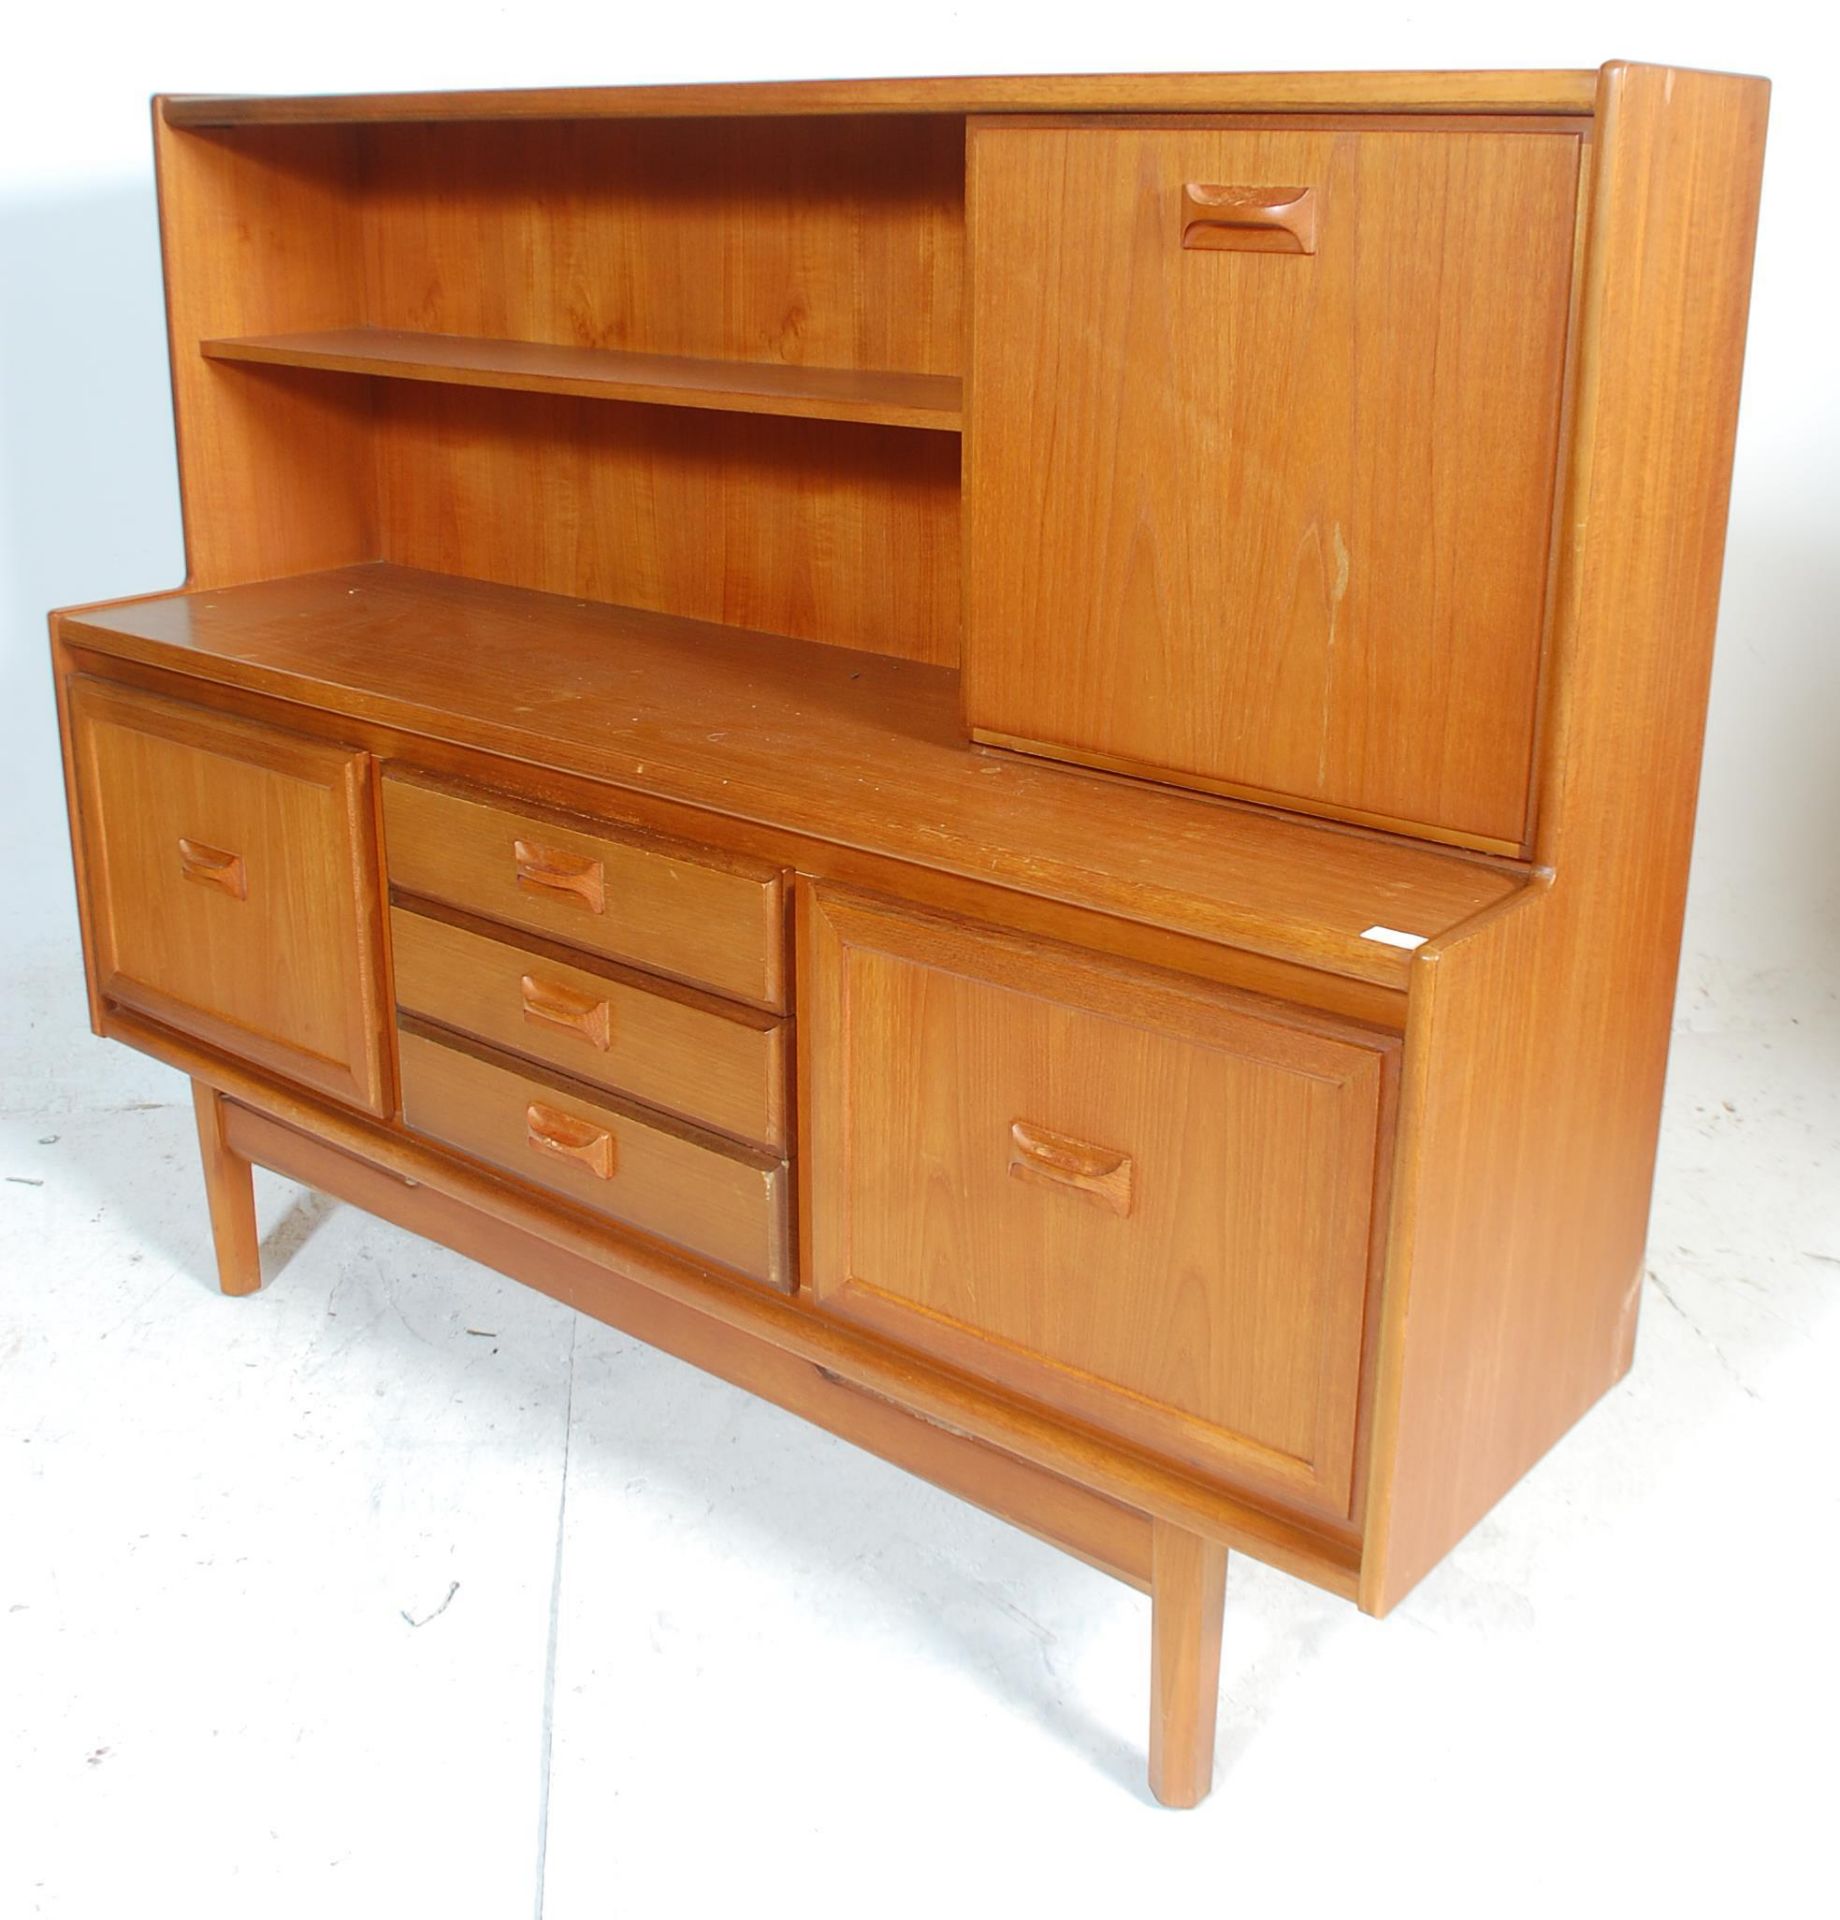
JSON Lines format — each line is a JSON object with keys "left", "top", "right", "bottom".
{"left": 965, "top": 121, "right": 1581, "bottom": 853}
{"left": 801, "top": 887, "right": 1398, "bottom": 1515}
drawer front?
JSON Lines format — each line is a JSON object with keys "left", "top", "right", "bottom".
{"left": 965, "top": 122, "right": 1581, "bottom": 853}
{"left": 398, "top": 1026, "right": 790, "bottom": 1289}
{"left": 802, "top": 887, "right": 1396, "bottom": 1514}
{"left": 390, "top": 905, "right": 788, "bottom": 1150}
{"left": 382, "top": 770, "right": 786, "bottom": 1009}
{"left": 68, "top": 678, "right": 387, "bottom": 1113}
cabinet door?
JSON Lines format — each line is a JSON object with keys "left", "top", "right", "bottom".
{"left": 68, "top": 678, "right": 387, "bottom": 1112}
{"left": 801, "top": 886, "right": 1397, "bottom": 1515}
{"left": 965, "top": 122, "right": 1581, "bottom": 853}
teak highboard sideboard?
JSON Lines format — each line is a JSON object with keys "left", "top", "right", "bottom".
{"left": 51, "top": 62, "right": 1767, "bottom": 1806}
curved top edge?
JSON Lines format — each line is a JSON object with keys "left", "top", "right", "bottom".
{"left": 158, "top": 69, "right": 1603, "bottom": 128}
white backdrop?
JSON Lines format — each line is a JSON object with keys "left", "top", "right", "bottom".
{"left": 2, "top": 1, "right": 1834, "bottom": 1028}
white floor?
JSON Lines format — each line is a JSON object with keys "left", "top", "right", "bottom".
{"left": 2, "top": 921, "right": 1836, "bottom": 1919}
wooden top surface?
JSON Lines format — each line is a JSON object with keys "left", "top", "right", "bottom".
{"left": 160, "top": 70, "right": 1601, "bottom": 128}
{"left": 61, "top": 565, "right": 1525, "bottom": 986}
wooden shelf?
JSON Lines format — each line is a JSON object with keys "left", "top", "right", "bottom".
{"left": 59, "top": 566, "right": 1524, "bottom": 992}
{"left": 201, "top": 329, "right": 963, "bottom": 432}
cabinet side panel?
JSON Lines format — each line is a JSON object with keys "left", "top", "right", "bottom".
{"left": 1361, "top": 64, "right": 1769, "bottom": 1613}
{"left": 153, "top": 108, "right": 377, "bottom": 587}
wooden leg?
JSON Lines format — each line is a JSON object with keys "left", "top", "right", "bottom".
{"left": 1148, "top": 1518, "right": 1228, "bottom": 1808}
{"left": 191, "top": 1080, "right": 261, "bottom": 1296}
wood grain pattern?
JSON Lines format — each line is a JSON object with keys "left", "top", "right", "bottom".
{"left": 373, "top": 384, "right": 961, "bottom": 664}
{"left": 966, "top": 121, "right": 1580, "bottom": 851}
{"left": 1360, "top": 62, "right": 1770, "bottom": 1614}
{"left": 202, "top": 328, "right": 964, "bottom": 430}
{"left": 357, "top": 115, "right": 964, "bottom": 661}
{"left": 389, "top": 903, "right": 788, "bottom": 1149}
{"left": 397, "top": 1024, "right": 790, "bottom": 1290}
{"left": 67, "top": 678, "right": 388, "bottom": 1114}
{"left": 802, "top": 886, "right": 1397, "bottom": 1515}
{"left": 61, "top": 567, "right": 1524, "bottom": 993}
{"left": 160, "top": 73, "right": 1602, "bottom": 128}
{"left": 191, "top": 1079, "right": 262, "bottom": 1295}
{"left": 362, "top": 116, "right": 963, "bottom": 377}
{"left": 382, "top": 767, "right": 788, "bottom": 1010}
{"left": 1149, "top": 1523, "right": 1228, "bottom": 1808}
{"left": 152, "top": 116, "right": 377, "bottom": 589}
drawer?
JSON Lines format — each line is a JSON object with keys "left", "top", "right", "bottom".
{"left": 802, "top": 887, "right": 1398, "bottom": 1514}
{"left": 382, "top": 769, "right": 786, "bottom": 1009}
{"left": 965, "top": 121, "right": 1581, "bottom": 853}
{"left": 67, "top": 677, "right": 387, "bottom": 1113}
{"left": 390, "top": 904, "right": 788, "bottom": 1150}
{"left": 398, "top": 1025, "right": 790, "bottom": 1289}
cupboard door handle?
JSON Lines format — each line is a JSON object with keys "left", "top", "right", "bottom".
{"left": 1180, "top": 183, "right": 1317, "bottom": 254}
{"left": 1007, "top": 1120, "right": 1134, "bottom": 1217}
{"left": 525, "top": 1102, "right": 616, "bottom": 1180}
{"left": 513, "top": 838, "right": 605, "bottom": 914}
{"left": 177, "top": 836, "right": 247, "bottom": 900}
{"left": 520, "top": 973, "right": 613, "bottom": 1051}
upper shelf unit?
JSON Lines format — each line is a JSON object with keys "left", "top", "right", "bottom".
{"left": 201, "top": 328, "right": 963, "bottom": 431}
{"left": 158, "top": 110, "right": 968, "bottom": 659}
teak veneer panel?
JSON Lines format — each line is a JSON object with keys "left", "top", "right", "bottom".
{"left": 803, "top": 888, "right": 1396, "bottom": 1515}
{"left": 397, "top": 1025, "right": 791, "bottom": 1290}
{"left": 361, "top": 116, "right": 965, "bottom": 379}
{"left": 381, "top": 768, "right": 789, "bottom": 1010}
{"left": 967, "top": 121, "right": 1580, "bottom": 852}
{"left": 203, "top": 329, "right": 964, "bottom": 431}
{"left": 67, "top": 679, "right": 387, "bottom": 1116}
{"left": 161, "top": 72, "right": 1602, "bottom": 127}
{"left": 372, "top": 386, "right": 961, "bottom": 665}
{"left": 1360, "top": 62, "right": 1770, "bottom": 1611}
{"left": 59, "top": 564, "right": 1526, "bottom": 990}
{"left": 389, "top": 904, "right": 789, "bottom": 1151}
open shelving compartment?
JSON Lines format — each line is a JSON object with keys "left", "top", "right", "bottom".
{"left": 161, "top": 108, "right": 967, "bottom": 665}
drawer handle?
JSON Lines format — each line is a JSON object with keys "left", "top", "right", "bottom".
{"left": 1180, "top": 183, "right": 1317, "bottom": 255}
{"left": 1008, "top": 1120, "right": 1134, "bottom": 1218}
{"left": 177, "top": 836, "right": 247, "bottom": 900}
{"left": 525, "top": 1102, "right": 616, "bottom": 1180}
{"left": 520, "top": 973, "right": 614, "bottom": 1051}
{"left": 513, "top": 838, "right": 606, "bottom": 914}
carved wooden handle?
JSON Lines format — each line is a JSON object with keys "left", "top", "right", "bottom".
{"left": 525, "top": 1102, "right": 616, "bottom": 1180}
{"left": 520, "top": 973, "right": 613, "bottom": 1051}
{"left": 1007, "top": 1120, "right": 1134, "bottom": 1217}
{"left": 513, "top": 838, "right": 605, "bottom": 913}
{"left": 177, "top": 836, "right": 247, "bottom": 900}
{"left": 1180, "top": 184, "right": 1317, "bottom": 254}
